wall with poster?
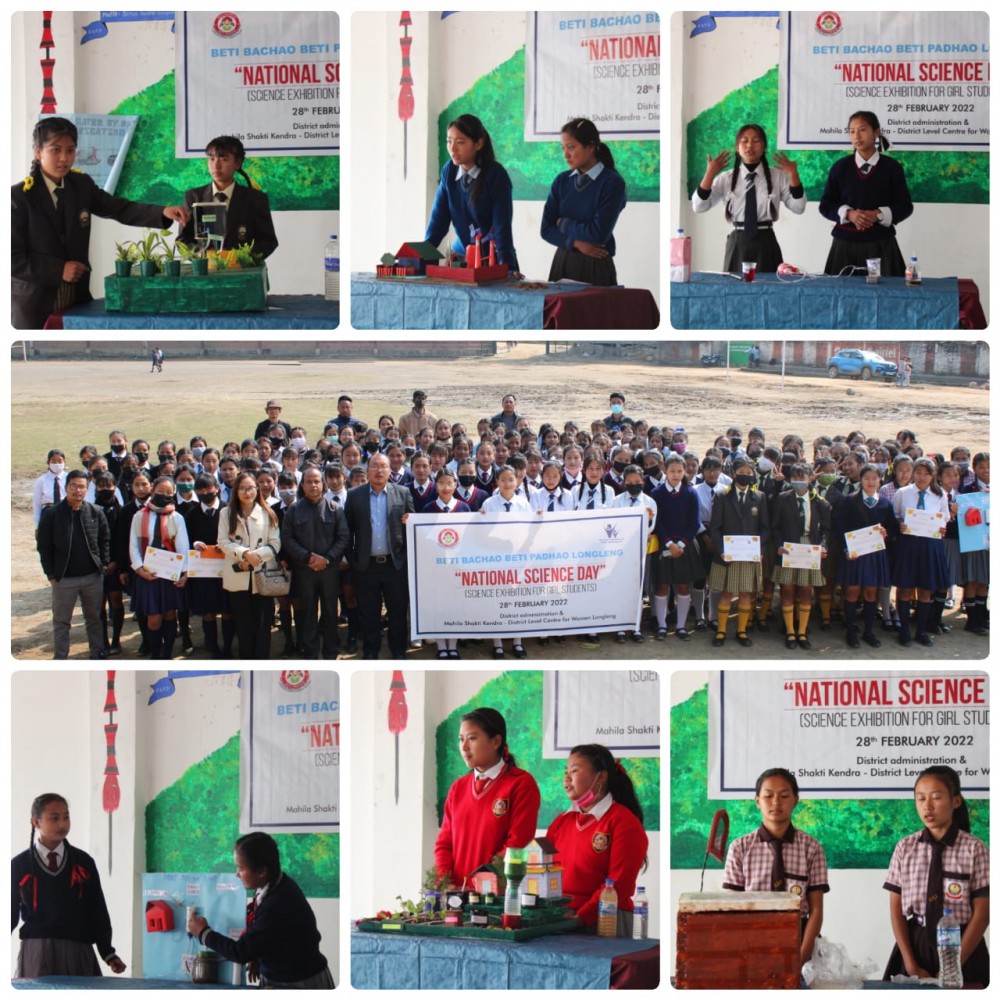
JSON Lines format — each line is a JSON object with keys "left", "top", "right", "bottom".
{"left": 669, "top": 11, "right": 990, "bottom": 319}
{"left": 9, "top": 11, "right": 339, "bottom": 297}
{"left": 670, "top": 671, "right": 990, "bottom": 978}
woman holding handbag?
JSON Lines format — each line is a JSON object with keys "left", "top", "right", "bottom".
{"left": 218, "top": 471, "right": 281, "bottom": 658}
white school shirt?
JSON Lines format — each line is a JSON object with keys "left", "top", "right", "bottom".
{"left": 325, "top": 487, "right": 348, "bottom": 506}
{"left": 574, "top": 481, "right": 614, "bottom": 511}
{"left": 481, "top": 493, "right": 531, "bottom": 514}
{"left": 129, "top": 507, "right": 191, "bottom": 572}
{"left": 693, "top": 480, "right": 727, "bottom": 529}
{"left": 692, "top": 161, "right": 806, "bottom": 223}
{"left": 33, "top": 470, "right": 67, "bottom": 525}
{"left": 530, "top": 487, "right": 575, "bottom": 513}
{"left": 892, "top": 483, "right": 949, "bottom": 523}
{"left": 611, "top": 489, "right": 656, "bottom": 520}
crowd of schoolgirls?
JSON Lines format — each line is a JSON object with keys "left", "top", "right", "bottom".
{"left": 28, "top": 392, "right": 987, "bottom": 658}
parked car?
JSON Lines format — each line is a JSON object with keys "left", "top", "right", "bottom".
{"left": 826, "top": 349, "right": 898, "bottom": 381}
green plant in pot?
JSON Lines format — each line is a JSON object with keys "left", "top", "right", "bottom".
{"left": 134, "top": 230, "right": 167, "bottom": 277}
{"left": 176, "top": 239, "right": 208, "bottom": 276}
{"left": 157, "top": 232, "right": 183, "bottom": 277}
{"left": 114, "top": 241, "right": 136, "bottom": 277}
{"left": 233, "top": 240, "right": 264, "bottom": 268}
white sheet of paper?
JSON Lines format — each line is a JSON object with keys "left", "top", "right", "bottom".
{"left": 722, "top": 534, "right": 761, "bottom": 562}
{"left": 844, "top": 524, "right": 886, "bottom": 559}
{"left": 781, "top": 542, "right": 822, "bottom": 570}
{"left": 187, "top": 545, "right": 224, "bottom": 578}
{"left": 143, "top": 545, "right": 185, "bottom": 581}
{"left": 904, "top": 507, "right": 946, "bottom": 539}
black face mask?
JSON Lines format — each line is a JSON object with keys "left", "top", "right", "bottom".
{"left": 151, "top": 493, "right": 174, "bottom": 509}
{"left": 734, "top": 474, "right": 755, "bottom": 488}
{"left": 645, "top": 466, "right": 662, "bottom": 479}
{"left": 730, "top": 438, "right": 742, "bottom": 449}
{"left": 95, "top": 489, "right": 116, "bottom": 505}
{"left": 134, "top": 452, "right": 148, "bottom": 462}
{"left": 365, "top": 441, "right": 379, "bottom": 453}
{"left": 747, "top": 449, "right": 762, "bottom": 461}
{"left": 625, "top": 483, "right": 644, "bottom": 497}
{"left": 613, "top": 461, "right": 628, "bottom": 473}
{"left": 458, "top": 475, "right": 476, "bottom": 488}
{"left": 157, "top": 454, "right": 172, "bottom": 465}
{"left": 198, "top": 492, "right": 218, "bottom": 505}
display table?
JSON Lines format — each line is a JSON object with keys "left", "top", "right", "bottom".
{"left": 351, "top": 273, "right": 659, "bottom": 330}
{"left": 50, "top": 295, "right": 339, "bottom": 330}
{"left": 670, "top": 273, "right": 971, "bottom": 330}
{"left": 13, "top": 977, "right": 241, "bottom": 989}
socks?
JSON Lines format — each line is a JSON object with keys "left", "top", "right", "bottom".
{"left": 203, "top": 617, "right": 220, "bottom": 652}
{"left": 691, "top": 587, "right": 705, "bottom": 621}
{"left": 819, "top": 591, "right": 832, "bottom": 623}
{"left": 162, "top": 617, "right": 178, "bottom": 660}
{"left": 709, "top": 590, "right": 722, "bottom": 622}
{"left": 737, "top": 604, "right": 752, "bottom": 635}
{"left": 654, "top": 595, "right": 668, "bottom": 629}
{"left": 716, "top": 599, "right": 732, "bottom": 637}
{"left": 863, "top": 600, "right": 877, "bottom": 636}
{"left": 782, "top": 605, "right": 795, "bottom": 636}
{"left": 796, "top": 601, "right": 812, "bottom": 637}
{"left": 146, "top": 625, "right": 162, "bottom": 659}
{"left": 915, "top": 601, "right": 932, "bottom": 637}
{"left": 898, "top": 599, "right": 912, "bottom": 640}
{"left": 878, "top": 586, "right": 893, "bottom": 622}
{"left": 675, "top": 594, "right": 692, "bottom": 630}
{"left": 111, "top": 606, "right": 125, "bottom": 646}
{"left": 844, "top": 600, "right": 858, "bottom": 636}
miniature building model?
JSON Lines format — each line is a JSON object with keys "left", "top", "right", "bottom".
{"left": 523, "top": 837, "right": 563, "bottom": 898}
{"left": 467, "top": 863, "right": 500, "bottom": 895}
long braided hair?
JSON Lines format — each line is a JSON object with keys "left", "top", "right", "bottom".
{"left": 726, "top": 123, "right": 775, "bottom": 224}
{"left": 29, "top": 793, "right": 68, "bottom": 855}
{"left": 25, "top": 117, "right": 78, "bottom": 190}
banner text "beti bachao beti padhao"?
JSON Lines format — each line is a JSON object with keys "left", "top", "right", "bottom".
{"left": 407, "top": 508, "right": 647, "bottom": 638}
{"left": 709, "top": 670, "right": 989, "bottom": 799}
{"left": 177, "top": 12, "right": 339, "bottom": 156}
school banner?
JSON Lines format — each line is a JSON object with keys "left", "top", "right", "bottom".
{"left": 708, "top": 670, "right": 990, "bottom": 799}
{"left": 240, "top": 671, "right": 339, "bottom": 834}
{"left": 407, "top": 508, "right": 647, "bottom": 638}
{"left": 779, "top": 11, "right": 990, "bottom": 151}
{"left": 176, "top": 11, "right": 340, "bottom": 156}
{"left": 525, "top": 12, "right": 661, "bottom": 140}
{"left": 542, "top": 670, "right": 660, "bottom": 758}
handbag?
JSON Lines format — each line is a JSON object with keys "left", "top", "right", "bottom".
{"left": 255, "top": 563, "right": 291, "bottom": 597}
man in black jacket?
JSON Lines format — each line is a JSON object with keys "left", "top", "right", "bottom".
{"left": 36, "top": 469, "right": 110, "bottom": 659}
{"left": 282, "top": 467, "right": 350, "bottom": 659}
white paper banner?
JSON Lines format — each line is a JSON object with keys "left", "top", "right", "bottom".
{"left": 543, "top": 670, "right": 660, "bottom": 758}
{"left": 406, "top": 508, "right": 647, "bottom": 638}
{"left": 779, "top": 11, "right": 990, "bottom": 151}
{"left": 176, "top": 11, "right": 340, "bottom": 156}
{"left": 525, "top": 12, "right": 661, "bottom": 141}
{"left": 709, "top": 670, "right": 989, "bottom": 799}
{"left": 240, "top": 671, "right": 339, "bottom": 833}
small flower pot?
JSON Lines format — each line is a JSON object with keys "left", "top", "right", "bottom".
{"left": 162, "top": 259, "right": 181, "bottom": 277}
{"left": 190, "top": 258, "right": 208, "bottom": 276}
{"left": 138, "top": 260, "right": 158, "bottom": 278}
{"left": 114, "top": 260, "right": 133, "bottom": 277}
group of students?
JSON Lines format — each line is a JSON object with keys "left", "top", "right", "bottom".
{"left": 12, "top": 117, "right": 278, "bottom": 329}
{"left": 723, "top": 765, "right": 989, "bottom": 985}
{"left": 693, "top": 111, "right": 915, "bottom": 277}
{"left": 12, "top": 796, "right": 333, "bottom": 986}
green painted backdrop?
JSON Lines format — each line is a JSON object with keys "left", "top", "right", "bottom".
{"left": 438, "top": 48, "right": 660, "bottom": 204}
{"left": 112, "top": 71, "right": 339, "bottom": 211}
{"left": 685, "top": 68, "right": 988, "bottom": 204}
{"left": 671, "top": 684, "right": 989, "bottom": 870}
{"left": 146, "top": 733, "right": 339, "bottom": 897}
{"left": 435, "top": 671, "right": 660, "bottom": 832}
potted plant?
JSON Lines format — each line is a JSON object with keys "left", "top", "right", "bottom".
{"left": 114, "top": 241, "right": 135, "bottom": 277}
{"left": 134, "top": 230, "right": 164, "bottom": 278}
{"left": 176, "top": 240, "right": 208, "bottom": 276}
{"left": 157, "top": 232, "right": 182, "bottom": 278}
{"left": 233, "top": 240, "right": 263, "bottom": 269}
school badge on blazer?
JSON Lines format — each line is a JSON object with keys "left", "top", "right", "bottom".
{"left": 492, "top": 798, "right": 509, "bottom": 818}
{"left": 751, "top": 506, "right": 759, "bottom": 516}
{"left": 592, "top": 831, "right": 610, "bottom": 852}
{"left": 78, "top": 211, "right": 90, "bottom": 229}
{"left": 789, "top": 883, "right": 803, "bottom": 896}
{"left": 237, "top": 225, "right": 248, "bottom": 241}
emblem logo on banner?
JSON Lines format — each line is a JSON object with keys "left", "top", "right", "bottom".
{"left": 437, "top": 528, "right": 460, "bottom": 548}
{"left": 280, "top": 670, "right": 310, "bottom": 692}
{"left": 492, "top": 798, "right": 509, "bottom": 818}
{"left": 815, "top": 12, "right": 843, "bottom": 36}
{"left": 213, "top": 13, "right": 241, "bottom": 39}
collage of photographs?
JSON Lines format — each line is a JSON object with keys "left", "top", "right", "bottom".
{"left": 6, "top": 7, "right": 991, "bottom": 995}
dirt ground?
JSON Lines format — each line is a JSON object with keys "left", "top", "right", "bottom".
{"left": 11, "top": 342, "right": 989, "bottom": 661}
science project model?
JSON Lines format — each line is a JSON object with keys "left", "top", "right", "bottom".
{"left": 375, "top": 232, "right": 509, "bottom": 283}
{"left": 357, "top": 845, "right": 578, "bottom": 942}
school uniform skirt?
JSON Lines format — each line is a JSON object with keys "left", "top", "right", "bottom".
{"left": 942, "top": 537, "right": 963, "bottom": 586}
{"left": 131, "top": 575, "right": 186, "bottom": 616}
{"left": 961, "top": 546, "right": 989, "bottom": 583}
{"left": 883, "top": 918, "right": 989, "bottom": 986}
{"left": 709, "top": 559, "right": 763, "bottom": 594}
{"left": 548, "top": 248, "right": 618, "bottom": 286}
{"left": 653, "top": 540, "right": 701, "bottom": 586}
{"left": 262, "top": 963, "right": 336, "bottom": 989}
{"left": 892, "top": 536, "right": 950, "bottom": 591}
{"left": 836, "top": 547, "right": 892, "bottom": 588}
{"left": 186, "top": 577, "right": 230, "bottom": 616}
{"left": 723, "top": 228, "right": 783, "bottom": 273}
{"left": 824, "top": 234, "right": 905, "bottom": 277}
{"left": 17, "top": 938, "right": 102, "bottom": 977}
{"left": 772, "top": 535, "right": 826, "bottom": 587}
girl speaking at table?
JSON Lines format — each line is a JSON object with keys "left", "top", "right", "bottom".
{"left": 819, "top": 111, "right": 913, "bottom": 277}
{"left": 691, "top": 123, "right": 805, "bottom": 274}
{"left": 434, "top": 707, "right": 540, "bottom": 887}
{"left": 546, "top": 744, "right": 648, "bottom": 931}
{"left": 424, "top": 114, "right": 521, "bottom": 276}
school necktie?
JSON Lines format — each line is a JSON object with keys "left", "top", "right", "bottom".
{"left": 860, "top": 162, "right": 872, "bottom": 175}
{"left": 797, "top": 496, "right": 806, "bottom": 532}
{"left": 474, "top": 774, "right": 488, "bottom": 795}
{"left": 47, "top": 852, "right": 58, "bottom": 872}
{"left": 918, "top": 489, "right": 926, "bottom": 510}
{"left": 738, "top": 490, "right": 746, "bottom": 507}
{"left": 574, "top": 172, "right": 593, "bottom": 192}
{"left": 630, "top": 497, "right": 639, "bottom": 506}
{"left": 548, "top": 493, "right": 556, "bottom": 512}
{"left": 587, "top": 488, "right": 597, "bottom": 510}
{"left": 215, "top": 192, "right": 228, "bottom": 203}
{"left": 461, "top": 172, "right": 473, "bottom": 192}
{"left": 53, "top": 475, "right": 62, "bottom": 502}
{"left": 770, "top": 836, "right": 786, "bottom": 892}
{"left": 743, "top": 171, "right": 758, "bottom": 241}
{"left": 925, "top": 833, "right": 945, "bottom": 931}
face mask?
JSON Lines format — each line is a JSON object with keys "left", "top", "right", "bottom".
{"left": 112, "top": 443, "right": 127, "bottom": 454}
{"left": 95, "top": 489, "right": 116, "bottom": 505}
{"left": 875, "top": 462, "right": 888, "bottom": 475}
{"left": 957, "top": 461, "right": 970, "bottom": 472}
{"left": 404, "top": 447, "right": 416, "bottom": 458}
{"left": 458, "top": 475, "right": 476, "bottom": 488}
{"left": 730, "top": 437, "right": 742, "bottom": 449}
{"left": 157, "top": 454, "right": 171, "bottom": 465}
{"left": 365, "top": 441, "right": 379, "bottom": 453}
{"left": 610, "top": 404, "right": 623, "bottom": 415}
{"left": 198, "top": 492, "right": 218, "bottom": 506}
{"left": 625, "top": 483, "right": 644, "bottom": 497}
{"left": 645, "top": 466, "right": 662, "bottom": 480}
{"left": 192, "top": 447, "right": 206, "bottom": 460}
{"left": 747, "top": 449, "right": 762, "bottom": 461}
{"left": 757, "top": 457, "right": 774, "bottom": 473}
{"left": 734, "top": 474, "right": 754, "bottom": 488}
{"left": 151, "top": 493, "right": 174, "bottom": 509}
{"left": 290, "top": 437, "right": 306, "bottom": 451}
{"left": 818, "top": 473, "right": 837, "bottom": 487}
{"left": 49, "top": 462, "right": 65, "bottom": 475}
{"left": 279, "top": 489, "right": 297, "bottom": 504}
{"left": 573, "top": 778, "right": 603, "bottom": 810}
{"left": 863, "top": 494, "right": 878, "bottom": 508}
{"left": 673, "top": 442, "right": 687, "bottom": 454}
{"left": 791, "top": 480, "right": 810, "bottom": 495}
{"left": 134, "top": 452, "right": 148, "bottom": 463}
{"left": 177, "top": 482, "right": 194, "bottom": 495}
{"left": 613, "top": 461, "right": 628, "bottom": 474}
{"left": 719, "top": 447, "right": 731, "bottom": 459}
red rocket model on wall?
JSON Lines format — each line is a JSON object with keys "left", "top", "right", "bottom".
{"left": 40, "top": 12, "right": 57, "bottom": 113}
{"left": 103, "top": 671, "right": 120, "bottom": 873}
{"left": 398, "top": 12, "right": 414, "bottom": 179}
{"left": 387, "top": 670, "right": 408, "bottom": 804}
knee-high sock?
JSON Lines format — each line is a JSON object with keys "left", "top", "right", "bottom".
{"left": 819, "top": 591, "right": 832, "bottom": 623}
{"left": 737, "top": 603, "right": 753, "bottom": 635}
{"left": 898, "top": 600, "right": 912, "bottom": 640}
{"left": 654, "top": 595, "right": 668, "bottom": 629}
{"left": 691, "top": 587, "right": 705, "bottom": 622}
{"left": 146, "top": 625, "right": 162, "bottom": 659}
{"left": 203, "top": 617, "right": 220, "bottom": 652}
{"left": 162, "top": 617, "right": 178, "bottom": 659}
{"left": 781, "top": 604, "right": 795, "bottom": 636}
{"left": 796, "top": 601, "right": 812, "bottom": 636}
{"left": 878, "top": 586, "right": 893, "bottom": 622}
{"left": 675, "top": 594, "right": 692, "bottom": 630}
{"left": 709, "top": 590, "right": 722, "bottom": 621}
{"left": 111, "top": 606, "right": 125, "bottom": 645}
{"left": 844, "top": 600, "right": 858, "bottom": 636}
{"left": 863, "top": 600, "right": 877, "bottom": 636}
{"left": 716, "top": 598, "right": 732, "bottom": 637}
{"left": 915, "top": 601, "right": 932, "bottom": 636}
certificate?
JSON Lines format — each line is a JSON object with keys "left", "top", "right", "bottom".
{"left": 844, "top": 524, "right": 885, "bottom": 559}
{"left": 143, "top": 545, "right": 185, "bottom": 581}
{"left": 723, "top": 534, "right": 761, "bottom": 563}
{"left": 903, "top": 508, "right": 946, "bottom": 539}
{"left": 781, "top": 542, "right": 822, "bottom": 571}
{"left": 187, "top": 545, "right": 225, "bottom": 578}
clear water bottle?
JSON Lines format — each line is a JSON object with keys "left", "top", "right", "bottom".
{"left": 324, "top": 235, "right": 340, "bottom": 301}
{"left": 502, "top": 846, "right": 523, "bottom": 928}
{"left": 597, "top": 878, "right": 618, "bottom": 938}
{"left": 905, "top": 255, "right": 921, "bottom": 286}
{"left": 632, "top": 885, "right": 648, "bottom": 940}
{"left": 936, "top": 908, "right": 963, "bottom": 988}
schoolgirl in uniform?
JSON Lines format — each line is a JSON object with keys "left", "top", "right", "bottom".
{"left": 434, "top": 708, "right": 540, "bottom": 887}
{"left": 408, "top": 454, "right": 438, "bottom": 512}
{"left": 959, "top": 453, "right": 989, "bottom": 635}
{"left": 934, "top": 460, "right": 963, "bottom": 635}
{"left": 456, "top": 459, "right": 489, "bottom": 512}
{"left": 611, "top": 465, "right": 656, "bottom": 643}
{"left": 882, "top": 766, "right": 989, "bottom": 985}
{"left": 708, "top": 458, "right": 769, "bottom": 648}
{"left": 12, "top": 117, "right": 189, "bottom": 329}
{"left": 474, "top": 442, "right": 500, "bottom": 494}
{"left": 13, "top": 793, "right": 126, "bottom": 977}
{"left": 531, "top": 461, "right": 575, "bottom": 513}
{"left": 541, "top": 118, "right": 626, "bottom": 285}
{"left": 820, "top": 111, "right": 913, "bottom": 277}
{"left": 692, "top": 123, "right": 805, "bottom": 273}
{"left": 692, "top": 455, "right": 727, "bottom": 629}
{"left": 723, "top": 768, "right": 829, "bottom": 967}
{"left": 771, "top": 464, "right": 831, "bottom": 650}
{"left": 892, "top": 458, "right": 949, "bottom": 647}
{"left": 426, "top": 469, "right": 471, "bottom": 659}
{"left": 90, "top": 471, "right": 126, "bottom": 656}
{"left": 129, "top": 476, "right": 189, "bottom": 659}
{"left": 425, "top": 114, "right": 520, "bottom": 274}
{"left": 575, "top": 453, "right": 615, "bottom": 511}
{"left": 178, "top": 135, "right": 278, "bottom": 258}
{"left": 833, "top": 462, "right": 898, "bottom": 649}
{"left": 650, "top": 456, "right": 702, "bottom": 641}
{"left": 546, "top": 745, "right": 648, "bottom": 931}
{"left": 560, "top": 446, "right": 585, "bottom": 492}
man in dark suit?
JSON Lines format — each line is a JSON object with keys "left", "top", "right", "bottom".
{"left": 344, "top": 453, "right": 414, "bottom": 659}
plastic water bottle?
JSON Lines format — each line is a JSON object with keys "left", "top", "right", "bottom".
{"left": 597, "top": 878, "right": 618, "bottom": 937}
{"left": 324, "top": 235, "right": 340, "bottom": 301}
{"left": 936, "top": 908, "right": 963, "bottom": 988}
{"left": 502, "top": 846, "right": 524, "bottom": 928}
{"left": 632, "top": 886, "right": 648, "bottom": 940}
{"left": 905, "top": 255, "right": 921, "bottom": 286}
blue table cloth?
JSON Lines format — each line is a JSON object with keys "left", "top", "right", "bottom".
{"left": 58, "top": 295, "right": 339, "bottom": 330}
{"left": 670, "top": 273, "right": 960, "bottom": 330}
{"left": 13, "top": 977, "right": 241, "bottom": 989}
{"left": 351, "top": 927, "right": 658, "bottom": 989}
